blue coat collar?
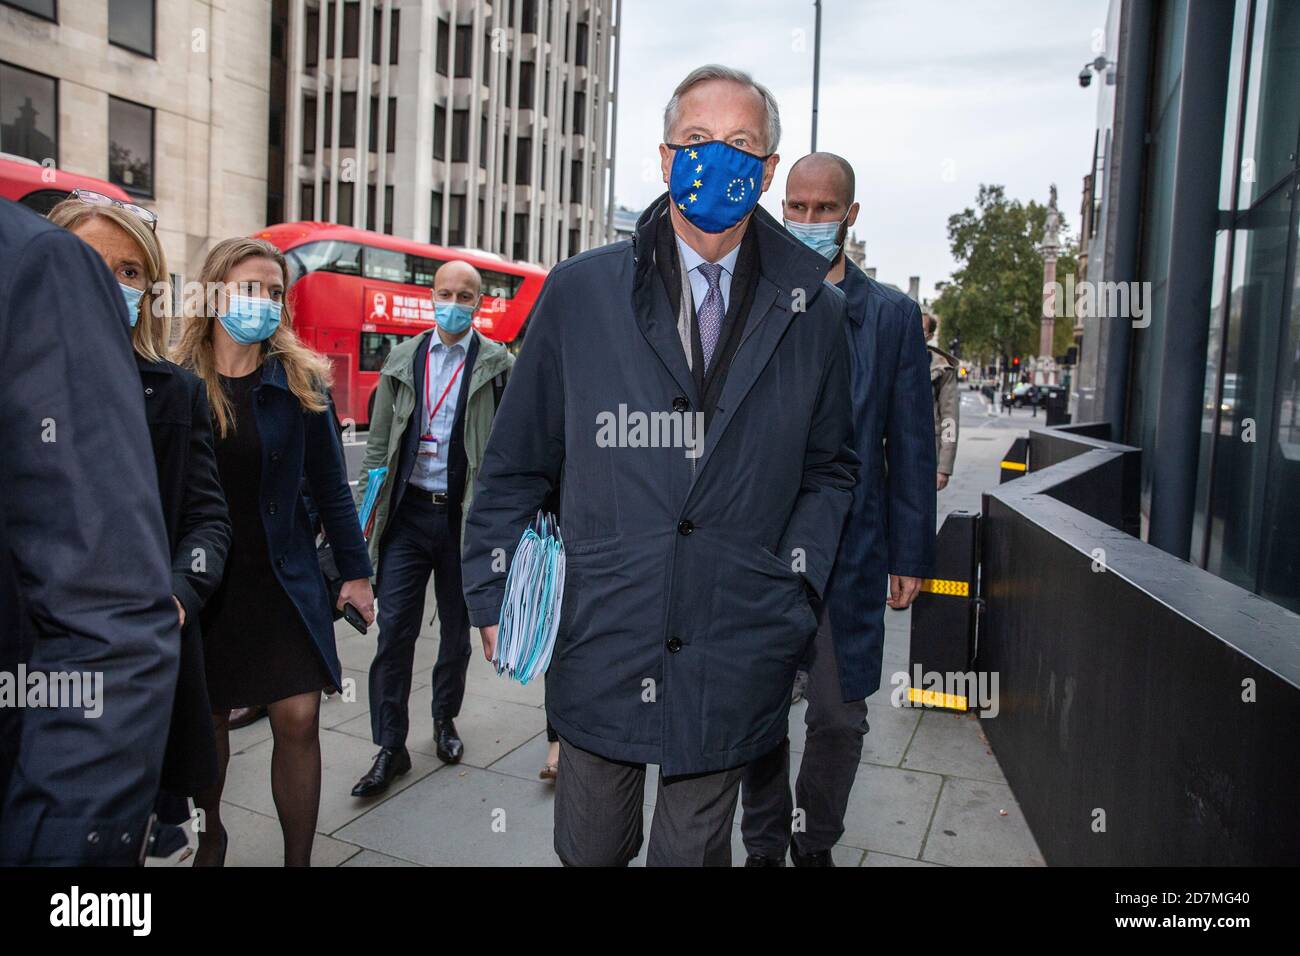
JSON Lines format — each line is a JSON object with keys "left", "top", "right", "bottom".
{"left": 257, "top": 354, "right": 291, "bottom": 391}
{"left": 838, "top": 258, "right": 869, "bottom": 327}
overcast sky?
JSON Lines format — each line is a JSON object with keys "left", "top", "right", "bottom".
{"left": 611, "top": 0, "right": 1109, "bottom": 301}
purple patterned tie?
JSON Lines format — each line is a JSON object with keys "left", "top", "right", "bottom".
{"left": 696, "top": 262, "right": 724, "bottom": 371}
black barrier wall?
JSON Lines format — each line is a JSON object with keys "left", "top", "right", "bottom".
{"left": 978, "top": 425, "right": 1300, "bottom": 865}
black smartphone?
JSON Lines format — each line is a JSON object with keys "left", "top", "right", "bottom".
{"left": 342, "top": 602, "right": 368, "bottom": 634}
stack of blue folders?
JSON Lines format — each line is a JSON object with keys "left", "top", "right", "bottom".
{"left": 493, "top": 511, "right": 566, "bottom": 685}
{"left": 356, "top": 467, "right": 389, "bottom": 540}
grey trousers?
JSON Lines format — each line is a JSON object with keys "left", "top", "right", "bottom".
{"left": 739, "top": 604, "right": 869, "bottom": 857}
{"left": 553, "top": 737, "right": 745, "bottom": 867}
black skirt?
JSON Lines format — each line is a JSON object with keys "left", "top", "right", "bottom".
{"left": 201, "top": 367, "right": 331, "bottom": 710}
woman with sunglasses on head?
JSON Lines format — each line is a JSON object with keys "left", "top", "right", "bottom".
{"left": 175, "top": 237, "right": 374, "bottom": 867}
{"left": 47, "top": 192, "right": 232, "bottom": 854}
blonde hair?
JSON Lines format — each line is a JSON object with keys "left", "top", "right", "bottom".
{"left": 48, "top": 198, "right": 171, "bottom": 362}
{"left": 174, "top": 237, "right": 333, "bottom": 437}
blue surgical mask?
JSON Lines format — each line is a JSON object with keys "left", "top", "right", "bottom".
{"left": 783, "top": 215, "right": 848, "bottom": 262}
{"left": 667, "top": 141, "right": 769, "bottom": 233}
{"left": 219, "top": 294, "right": 282, "bottom": 344}
{"left": 434, "top": 300, "right": 475, "bottom": 335}
{"left": 120, "top": 283, "right": 144, "bottom": 327}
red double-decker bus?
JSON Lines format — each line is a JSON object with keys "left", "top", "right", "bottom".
{"left": 0, "top": 154, "right": 134, "bottom": 213}
{"left": 256, "top": 221, "right": 547, "bottom": 427}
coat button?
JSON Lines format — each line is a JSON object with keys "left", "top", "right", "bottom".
{"left": 144, "top": 387, "right": 154, "bottom": 396}
{"left": 86, "top": 831, "right": 100, "bottom": 845}
{"left": 677, "top": 519, "right": 694, "bottom": 536}
{"left": 276, "top": 556, "right": 286, "bottom": 569}
{"left": 270, "top": 451, "right": 281, "bottom": 464}
{"left": 268, "top": 501, "right": 278, "bottom": 515}
{"left": 257, "top": 393, "right": 266, "bottom": 405}
{"left": 666, "top": 637, "right": 683, "bottom": 653}
{"left": 672, "top": 396, "right": 689, "bottom": 412}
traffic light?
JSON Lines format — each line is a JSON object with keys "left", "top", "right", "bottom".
{"left": 1012, "top": 355, "right": 1021, "bottom": 369}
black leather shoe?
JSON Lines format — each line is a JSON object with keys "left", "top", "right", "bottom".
{"left": 434, "top": 719, "right": 463, "bottom": 764}
{"left": 791, "top": 844, "right": 835, "bottom": 867}
{"left": 744, "top": 853, "right": 786, "bottom": 867}
{"left": 351, "top": 747, "right": 411, "bottom": 797}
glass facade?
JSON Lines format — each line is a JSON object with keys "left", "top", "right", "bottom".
{"left": 1193, "top": 0, "right": 1300, "bottom": 612}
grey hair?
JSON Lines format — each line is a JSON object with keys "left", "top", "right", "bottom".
{"left": 663, "top": 64, "right": 782, "bottom": 153}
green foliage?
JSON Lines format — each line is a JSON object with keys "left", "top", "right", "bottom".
{"left": 932, "top": 184, "right": 1077, "bottom": 365}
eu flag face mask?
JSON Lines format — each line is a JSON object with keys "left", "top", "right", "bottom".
{"left": 120, "top": 283, "right": 144, "bottom": 327}
{"left": 784, "top": 214, "right": 848, "bottom": 262}
{"left": 219, "top": 294, "right": 282, "bottom": 344}
{"left": 434, "top": 300, "right": 475, "bottom": 335}
{"left": 667, "top": 141, "right": 769, "bottom": 233}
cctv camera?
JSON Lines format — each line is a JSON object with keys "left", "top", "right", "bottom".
{"left": 1078, "top": 67, "right": 1093, "bottom": 88}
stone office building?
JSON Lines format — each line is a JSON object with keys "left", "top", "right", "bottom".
{"left": 274, "top": 0, "right": 621, "bottom": 266}
{"left": 0, "top": 0, "right": 272, "bottom": 281}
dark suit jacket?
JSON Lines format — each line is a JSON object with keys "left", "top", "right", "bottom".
{"left": 823, "top": 259, "right": 937, "bottom": 700}
{"left": 387, "top": 329, "right": 479, "bottom": 529}
{"left": 0, "top": 199, "right": 178, "bottom": 865}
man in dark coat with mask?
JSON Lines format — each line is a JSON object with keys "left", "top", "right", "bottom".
{"left": 462, "top": 65, "right": 859, "bottom": 867}
{"left": 0, "top": 198, "right": 178, "bottom": 865}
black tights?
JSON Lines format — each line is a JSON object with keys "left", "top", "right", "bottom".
{"left": 194, "top": 691, "right": 322, "bottom": 867}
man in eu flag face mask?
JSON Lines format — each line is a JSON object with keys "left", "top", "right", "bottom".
{"left": 737, "top": 153, "right": 937, "bottom": 867}
{"left": 463, "top": 66, "right": 861, "bottom": 868}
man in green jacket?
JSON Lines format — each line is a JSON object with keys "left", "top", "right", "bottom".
{"left": 350, "top": 260, "right": 514, "bottom": 796}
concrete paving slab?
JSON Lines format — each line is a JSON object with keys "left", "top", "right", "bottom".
{"left": 921, "top": 776, "right": 1045, "bottom": 867}
{"left": 902, "top": 711, "right": 1007, "bottom": 784}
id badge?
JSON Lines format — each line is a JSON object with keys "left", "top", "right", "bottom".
{"left": 418, "top": 437, "right": 440, "bottom": 458}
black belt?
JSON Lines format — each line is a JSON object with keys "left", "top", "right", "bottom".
{"left": 407, "top": 488, "right": 449, "bottom": 505}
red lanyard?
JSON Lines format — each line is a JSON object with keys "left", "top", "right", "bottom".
{"left": 423, "top": 351, "right": 466, "bottom": 438}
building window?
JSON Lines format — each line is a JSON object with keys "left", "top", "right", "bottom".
{"left": 573, "top": 90, "right": 586, "bottom": 135}
{"left": 576, "top": 20, "right": 589, "bottom": 66}
{"left": 434, "top": 104, "right": 446, "bottom": 160}
{"left": 512, "top": 212, "right": 527, "bottom": 261}
{"left": 108, "top": 95, "right": 154, "bottom": 198}
{"left": 368, "top": 96, "right": 395, "bottom": 153}
{"left": 455, "top": 25, "right": 473, "bottom": 78}
{"left": 515, "top": 136, "right": 531, "bottom": 185}
{"left": 372, "top": 7, "right": 399, "bottom": 65}
{"left": 339, "top": 91, "right": 356, "bottom": 148}
{"left": 448, "top": 194, "right": 465, "bottom": 246}
{"left": 306, "top": 10, "right": 319, "bottom": 66}
{"left": 0, "top": 61, "right": 57, "bottom": 165}
{"left": 479, "top": 114, "right": 487, "bottom": 170}
{"left": 109, "top": 0, "right": 155, "bottom": 58}
{"left": 568, "top": 228, "right": 581, "bottom": 256}
{"left": 300, "top": 182, "right": 316, "bottom": 220}
{"left": 521, "top": 0, "right": 538, "bottom": 34}
{"left": 518, "top": 61, "right": 534, "bottom": 108}
{"left": 342, "top": 1, "right": 360, "bottom": 57}
{"left": 451, "top": 108, "right": 468, "bottom": 162}
{"left": 366, "top": 184, "right": 394, "bottom": 234}
{"left": 1, "top": 1, "right": 57, "bottom": 22}
{"left": 436, "top": 18, "right": 449, "bottom": 76}
{"left": 303, "top": 96, "right": 317, "bottom": 155}
{"left": 571, "top": 159, "right": 583, "bottom": 202}
{"left": 431, "top": 190, "right": 443, "bottom": 244}
{"left": 336, "top": 181, "right": 354, "bottom": 226}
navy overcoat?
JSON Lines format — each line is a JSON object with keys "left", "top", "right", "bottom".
{"left": 463, "top": 196, "right": 859, "bottom": 776}
{"left": 824, "top": 259, "right": 937, "bottom": 700}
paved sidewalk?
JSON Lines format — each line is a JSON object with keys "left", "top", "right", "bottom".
{"left": 153, "top": 391, "right": 1045, "bottom": 867}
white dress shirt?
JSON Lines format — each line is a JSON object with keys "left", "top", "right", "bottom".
{"left": 409, "top": 327, "right": 472, "bottom": 493}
